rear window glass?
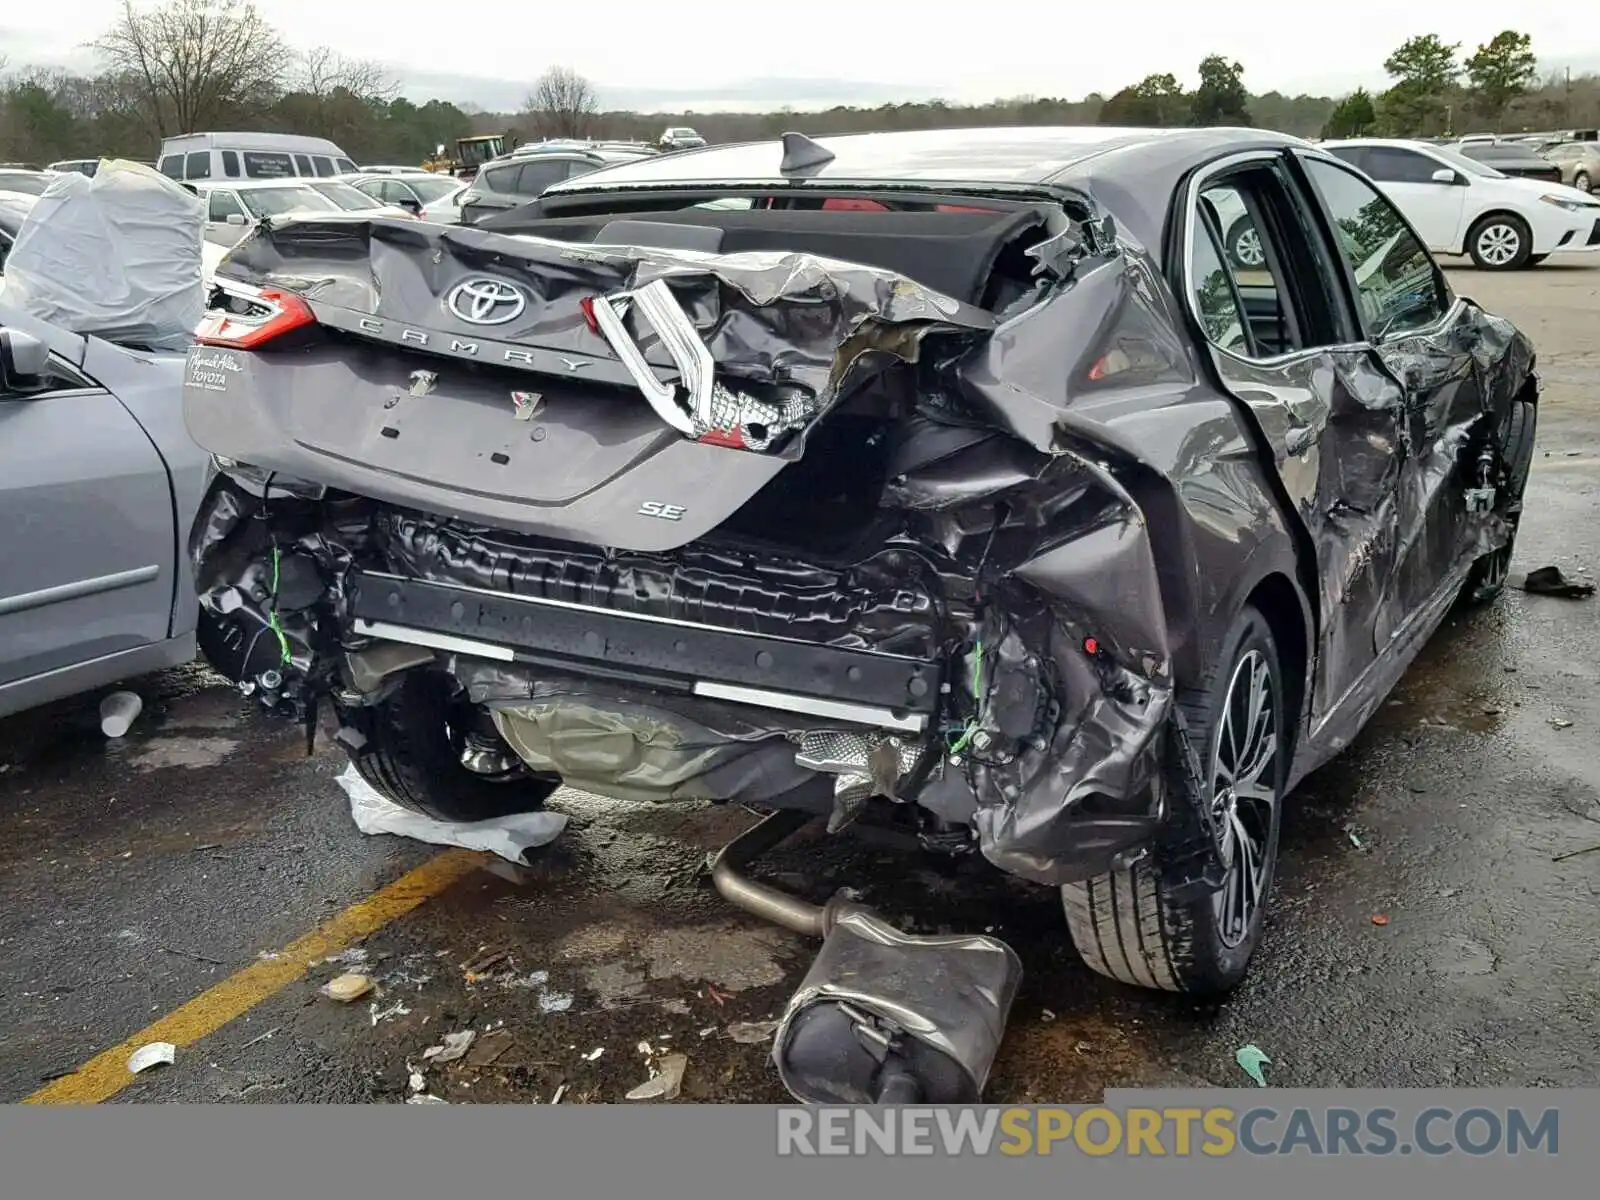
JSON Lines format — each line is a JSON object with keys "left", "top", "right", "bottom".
{"left": 184, "top": 151, "right": 211, "bottom": 180}
{"left": 159, "top": 155, "right": 183, "bottom": 179}
{"left": 312, "top": 156, "right": 335, "bottom": 177}
{"left": 221, "top": 150, "right": 240, "bottom": 178}
{"left": 243, "top": 152, "right": 295, "bottom": 179}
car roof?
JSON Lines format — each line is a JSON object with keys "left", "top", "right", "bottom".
{"left": 542, "top": 125, "right": 1309, "bottom": 254}
{"left": 194, "top": 178, "right": 323, "bottom": 189}
{"left": 160, "top": 132, "right": 347, "bottom": 155}
{"left": 1320, "top": 138, "right": 1441, "bottom": 151}
{"left": 553, "top": 126, "right": 1307, "bottom": 192}
{"left": 1464, "top": 143, "right": 1550, "bottom": 158}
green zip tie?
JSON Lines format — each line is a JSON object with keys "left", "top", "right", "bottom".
{"left": 266, "top": 545, "right": 293, "bottom": 666}
{"left": 947, "top": 639, "right": 985, "bottom": 756}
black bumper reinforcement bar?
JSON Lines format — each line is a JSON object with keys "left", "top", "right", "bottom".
{"left": 346, "top": 570, "right": 939, "bottom": 733}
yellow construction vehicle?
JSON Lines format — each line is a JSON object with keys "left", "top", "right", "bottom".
{"left": 421, "top": 134, "right": 509, "bottom": 178}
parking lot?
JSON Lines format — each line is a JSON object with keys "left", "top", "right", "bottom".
{"left": 2, "top": 255, "right": 1597, "bottom": 1105}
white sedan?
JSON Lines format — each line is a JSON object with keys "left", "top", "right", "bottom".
{"left": 344, "top": 172, "right": 468, "bottom": 222}
{"left": 1319, "top": 138, "right": 1600, "bottom": 269}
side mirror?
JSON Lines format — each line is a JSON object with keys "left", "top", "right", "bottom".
{"left": 399, "top": 197, "right": 422, "bottom": 214}
{"left": 225, "top": 213, "right": 246, "bottom": 226}
{"left": 1430, "top": 168, "right": 1461, "bottom": 185}
{"left": 0, "top": 329, "right": 50, "bottom": 391}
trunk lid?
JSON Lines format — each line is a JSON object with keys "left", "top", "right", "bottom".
{"left": 185, "top": 216, "right": 999, "bottom": 551}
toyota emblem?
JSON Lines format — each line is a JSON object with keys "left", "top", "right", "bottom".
{"left": 446, "top": 278, "right": 527, "bottom": 326}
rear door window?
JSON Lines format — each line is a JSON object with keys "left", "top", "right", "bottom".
{"left": 311, "top": 156, "right": 335, "bottom": 177}
{"left": 1324, "top": 146, "right": 1368, "bottom": 172}
{"left": 1189, "top": 214, "right": 1252, "bottom": 357}
{"left": 514, "top": 160, "right": 572, "bottom": 196}
{"left": 480, "top": 164, "right": 520, "bottom": 194}
{"left": 158, "top": 155, "right": 183, "bottom": 179}
{"left": 242, "top": 152, "right": 295, "bottom": 179}
{"left": 220, "top": 150, "right": 240, "bottom": 178}
{"left": 293, "top": 154, "right": 313, "bottom": 177}
{"left": 1362, "top": 148, "right": 1441, "bottom": 184}
{"left": 1188, "top": 170, "right": 1311, "bottom": 359}
{"left": 184, "top": 151, "right": 211, "bottom": 180}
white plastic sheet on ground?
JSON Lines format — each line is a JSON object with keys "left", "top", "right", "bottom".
{"left": 3, "top": 159, "right": 204, "bottom": 350}
{"left": 338, "top": 765, "right": 568, "bottom": 864}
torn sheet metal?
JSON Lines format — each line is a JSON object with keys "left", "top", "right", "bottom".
{"left": 212, "top": 217, "right": 997, "bottom": 459}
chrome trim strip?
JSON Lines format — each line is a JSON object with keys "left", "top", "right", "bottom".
{"left": 0, "top": 564, "right": 161, "bottom": 617}
{"left": 589, "top": 288, "right": 693, "bottom": 433}
{"left": 352, "top": 618, "right": 515, "bottom": 662}
{"left": 591, "top": 279, "right": 717, "bottom": 433}
{"left": 691, "top": 681, "right": 928, "bottom": 733}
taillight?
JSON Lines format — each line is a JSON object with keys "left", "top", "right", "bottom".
{"left": 195, "top": 286, "right": 315, "bottom": 349}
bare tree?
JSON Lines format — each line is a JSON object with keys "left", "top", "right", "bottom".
{"left": 296, "top": 46, "right": 397, "bottom": 102}
{"left": 93, "top": 0, "right": 289, "bottom": 138}
{"left": 523, "top": 65, "right": 597, "bottom": 138}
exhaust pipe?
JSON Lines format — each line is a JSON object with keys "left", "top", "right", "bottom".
{"left": 709, "top": 809, "right": 1023, "bottom": 1105}
{"left": 708, "top": 810, "right": 867, "bottom": 937}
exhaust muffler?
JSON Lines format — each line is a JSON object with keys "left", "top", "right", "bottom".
{"left": 709, "top": 811, "right": 1022, "bottom": 1104}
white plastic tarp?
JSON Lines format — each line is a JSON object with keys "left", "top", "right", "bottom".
{"left": 338, "top": 765, "right": 568, "bottom": 864}
{"left": 2, "top": 159, "right": 204, "bottom": 350}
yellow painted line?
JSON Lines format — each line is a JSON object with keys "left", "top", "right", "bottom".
{"left": 25, "top": 848, "right": 481, "bottom": 1105}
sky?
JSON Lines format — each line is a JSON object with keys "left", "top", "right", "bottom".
{"left": 4, "top": 2, "right": 1596, "bottom": 113}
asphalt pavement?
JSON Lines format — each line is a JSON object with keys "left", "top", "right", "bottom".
{"left": 2, "top": 257, "right": 1597, "bottom": 1104}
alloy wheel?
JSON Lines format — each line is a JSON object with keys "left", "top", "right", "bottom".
{"left": 1476, "top": 223, "right": 1521, "bottom": 267}
{"left": 1234, "top": 227, "right": 1265, "bottom": 269}
{"left": 1209, "top": 649, "right": 1278, "bottom": 949}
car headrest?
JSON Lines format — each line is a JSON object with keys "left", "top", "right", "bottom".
{"left": 595, "top": 218, "right": 724, "bottom": 253}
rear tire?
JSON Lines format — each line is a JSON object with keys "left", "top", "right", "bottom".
{"left": 346, "top": 670, "right": 560, "bottom": 823}
{"left": 1063, "top": 606, "right": 1287, "bottom": 996}
{"left": 1462, "top": 398, "right": 1537, "bottom": 606}
{"left": 1465, "top": 213, "right": 1532, "bottom": 270}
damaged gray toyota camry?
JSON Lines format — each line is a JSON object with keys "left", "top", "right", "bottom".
{"left": 183, "top": 126, "right": 1537, "bottom": 1024}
